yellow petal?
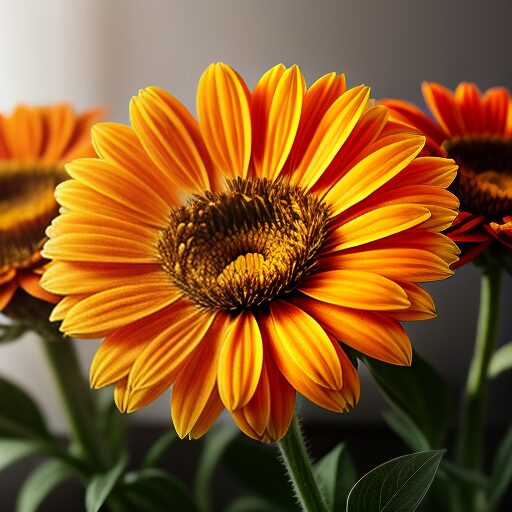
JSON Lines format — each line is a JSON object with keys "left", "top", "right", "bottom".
{"left": 324, "top": 135, "right": 425, "bottom": 216}
{"left": 299, "top": 269, "right": 410, "bottom": 310}
{"left": 329, "top": 205, "right": 431, "bottom": 252}
{"left": 217, "top": 311, "right": 263, "bottom": 410}
{"left": 292, "top": 85, "right": 370, "bottom": 189}
{"left": 197, "top": 63, "right": 251, "bottom": 179}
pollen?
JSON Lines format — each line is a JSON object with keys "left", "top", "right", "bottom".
{"left": 157, "top": 178, "right": 331, "bottom": 311}
{"left": 444, "top": 135, "right": 512, "bottom": 220}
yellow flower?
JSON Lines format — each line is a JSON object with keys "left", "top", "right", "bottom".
{"left": 0, "top": 104, "right": 102, "bottom": 311}
{"left": 383, "top": 82, "right": 512, "bottom": 266}
{"left": 42, "top": 63, "right": 459, "bottom": 442}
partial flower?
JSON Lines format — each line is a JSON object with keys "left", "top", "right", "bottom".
{"left": 382, "top": 83, "right": 512, "bottom": 267}
{"left": 0, "top": 104, "right": 103, "bottom": 313}
{"left": 42, "top": 63, "right": 459, "bottom": 442}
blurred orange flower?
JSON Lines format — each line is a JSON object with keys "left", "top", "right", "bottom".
{"left": 43, "top": 63, "right": 459, "bottom": 442}
{"left": 0, "top": 104, "right": 102, "bottom": 311}
{"left": 383, "top": 83, "right": 512, "bottom": 266}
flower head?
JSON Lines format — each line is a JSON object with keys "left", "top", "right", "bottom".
{"left": 42, "top": 64, "right": 459, "bottom": 442}
{"left": 382, "top": 83, "right": 512, "bottom": 267}
{"left": 0, "top": 104, "right": 102, "bottom": 313}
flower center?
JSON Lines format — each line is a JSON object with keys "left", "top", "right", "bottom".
{"left": 157, "top": 178, "right": 331, "bottom": 311}
{"left": 444, "top": 135, "right": 512, "bottom": 220}
{"left": 0, "top": 162, "right": 65, "bottom": 273}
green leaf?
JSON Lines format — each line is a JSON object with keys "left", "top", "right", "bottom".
{"left": 382, "top": 410, "right": 430, "bottom": 452}
{"left": 0, "top": 439, "right": 51, "bottom": 471}
{"left": 488, "top": 425, "right": 512, "bottom": 508}
{"left": 223, "top": 496, "right": 286, "bottom": 512}
{"left": 314, "top": 444, "right": 357, "bottom": 511}
{"left": 195, "top": 421, "right": 238, "bottom": 512}
{"left": 85, "top": 455, "right": 128, "bottom": 512}
{"left": 142, "top": 428, "right": 178, "bottom": 469}
{"left": 17, "top": 460, "right": 77, "bottom": 512}
{"left": 364, "top": 351, "right": 451, "bottom": 448}
{"left": 346, "top": 450, "right": 445, "bottom": 512}
{"left": 0, "top": 375, "right": 50, "bottom": 440}
{"left": 121, "top": 468, "right": 198, "bottom": 512}
{"left": 488, "top": 341, "right": 512, "bottom": 378}
{"left": 223, "top": 436, "right": 299, "bottom": 511}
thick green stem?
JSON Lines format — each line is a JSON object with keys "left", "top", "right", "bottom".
{"left": 277, "top": 415, "right": 329, "bottom": 512}
{"left": 457, "top": 265, "right": 502, "bottom": 510}
{"left": 38, "top": 326, "right": 111, "bottom": 471}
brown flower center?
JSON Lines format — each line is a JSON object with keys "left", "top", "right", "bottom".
{"left": 0, "top": 162, "right": 65, "bottom": 273}
{"left": 444, "top": 135, "right": 512, "bottom": 220}
{"left": 157, "top": 178, "right": 330, "bottom": 311}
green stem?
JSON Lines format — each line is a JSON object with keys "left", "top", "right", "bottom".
{"left": 38, "top": 325, "right": 111, "bottom": 472}
{"left": 277, "top": 415, "right": 329, "bottom": 512}
{"left": 457, "top": 264, "right": 502, "bottom": 510}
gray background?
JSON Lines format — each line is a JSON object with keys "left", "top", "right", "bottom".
{"left": 0, "top": 0, "right": 510, "bottom": 430}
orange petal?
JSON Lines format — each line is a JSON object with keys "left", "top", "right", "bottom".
{"left": 331, "top": 339, "right": 360, "bottom": 410}
{"left": 90, "top": 302, "right": 184, "bottom": 388}
{"left": 293, "top": 294, "right": 411, "bottom": 365}
{"left": 197, "top": 63, "right": 251, "bottom": 179}
{"left": 41, "top": 104, "right": 75, "bottom": 162}
{"left": 130, "top": 87, "right": 210, "bottom": 193}
{"left": 0, "top": 279, "right": 18, "bottom": 311}
{"left": 284, "top": 72, "right": 346, "bottom": 174}
{"left": 65, "top": 158, "right": 170, "bottom": 226}
{"left": 292, "top": 85, "right": 370, "bottom": 189}
{"left": 91, "top": 122, "right": 180, "bottom": 206}
{"left": 217, "top": 311, "right": 263, "bottom": 410}
{"left": 61, "top": 107, "right": 104, "bottom": 161}
{"left": 59, "top": 279, "right": 179, "bottom": 336}
{"left": 455, "top": 83, "right": 484, "bottom": 135}
{"left": 324, "top": 134, "right": 425, "bottom": 216}
{"left": 54, "top": 179, "right": 161, "bottom": 229}
{"left": 128, "top": 302, "right": 215, "bottom": 391}
{"left": 251, "top": 65, "right": 305, "bottom": 180}
{"left": 42, "top": 261, "right": 162, "bottom": 295}
{"left": 329, "top": 205, "right": 431, "bottom": 252}
{"left": 2, "top": 106, "right": 43, "bottom": 160}
{"left": 171, "top": 313, "right": 230, "bottom": 438}
{"left": 299, "top": 269, "right": 410, "bottom": 310}
{"left": 388, "top": 156, "right": 458, "bottom": 189}
{"left": 188, "top": 389, "right": 225, "bottom": 440}
{"left": 267, "top": 300, "right": 342, "bottom": 390}
{"left": 314, "top": 105, "right": 389, "bottom": 192}
{"left": 321, "top": 248, "right": 453, "bottom": 283}
{"left": 483, "top": 87, "right": 510, "bottom": 135}
{"left": 18, "top": 272, "right": 59, "bottom": 304}
{"left": 388, "top": 283, "right": 437, "bottom": 321}
{"left": 422, "top": 82, "right": 466, "bottom": 137}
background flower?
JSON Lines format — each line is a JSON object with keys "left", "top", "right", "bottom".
{"left": 382, "top": 83, "right": 512, "bottom": 267}
{"left": 42, "top": 63, "right": 459, "bottom": 442}
{"left": 0, "top": 104, "right": 103, "bottom": 312}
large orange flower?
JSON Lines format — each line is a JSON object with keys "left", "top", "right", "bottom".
{"left": 383, "top": 83, "right": 512, "bottom": 267}
{"left": 0, "top": 104, "right": 102, "bottom": 311}
{"left": 42, "top": 64, "right": 459, "bottom": 442}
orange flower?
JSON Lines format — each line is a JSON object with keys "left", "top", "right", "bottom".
{"left": 382, "top": 83, "right": 512, "bottom": 267}
{"left": 0, "top": 104, "right": 103, "bottom": 311}
{"left": 42, "top": 64, "right": 459, "bottom": 442}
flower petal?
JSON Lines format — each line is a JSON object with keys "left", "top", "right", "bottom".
{"left": 324, "top": 134, "right": 425, "bottom": 216}
{"left": 251, "top": 65, "right": 305, "bottom": 180}
{"left": 293, "top": 294, "right": 411, "bottom": 365}
{"left": 299, "top": 269, "right": 410, "bottom": 310}
{"left": 217, "top": 311, "right": 263, "bottom": 410}
{"left": 197, "top": 63, "right": 252, "bottom": 179}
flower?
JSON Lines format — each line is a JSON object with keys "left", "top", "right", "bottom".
{"left": 42, "top": 63, "right": 459, "bottom": 442}
{"left": 382, "top": 83, "right": 512, "bottom": 267}
{"left": 0, "top": 104, "right": 102, "bottom": 312}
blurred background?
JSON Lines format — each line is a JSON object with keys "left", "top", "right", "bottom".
{"left": 0, "top": 0, "right": 511, "bottom": 507}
